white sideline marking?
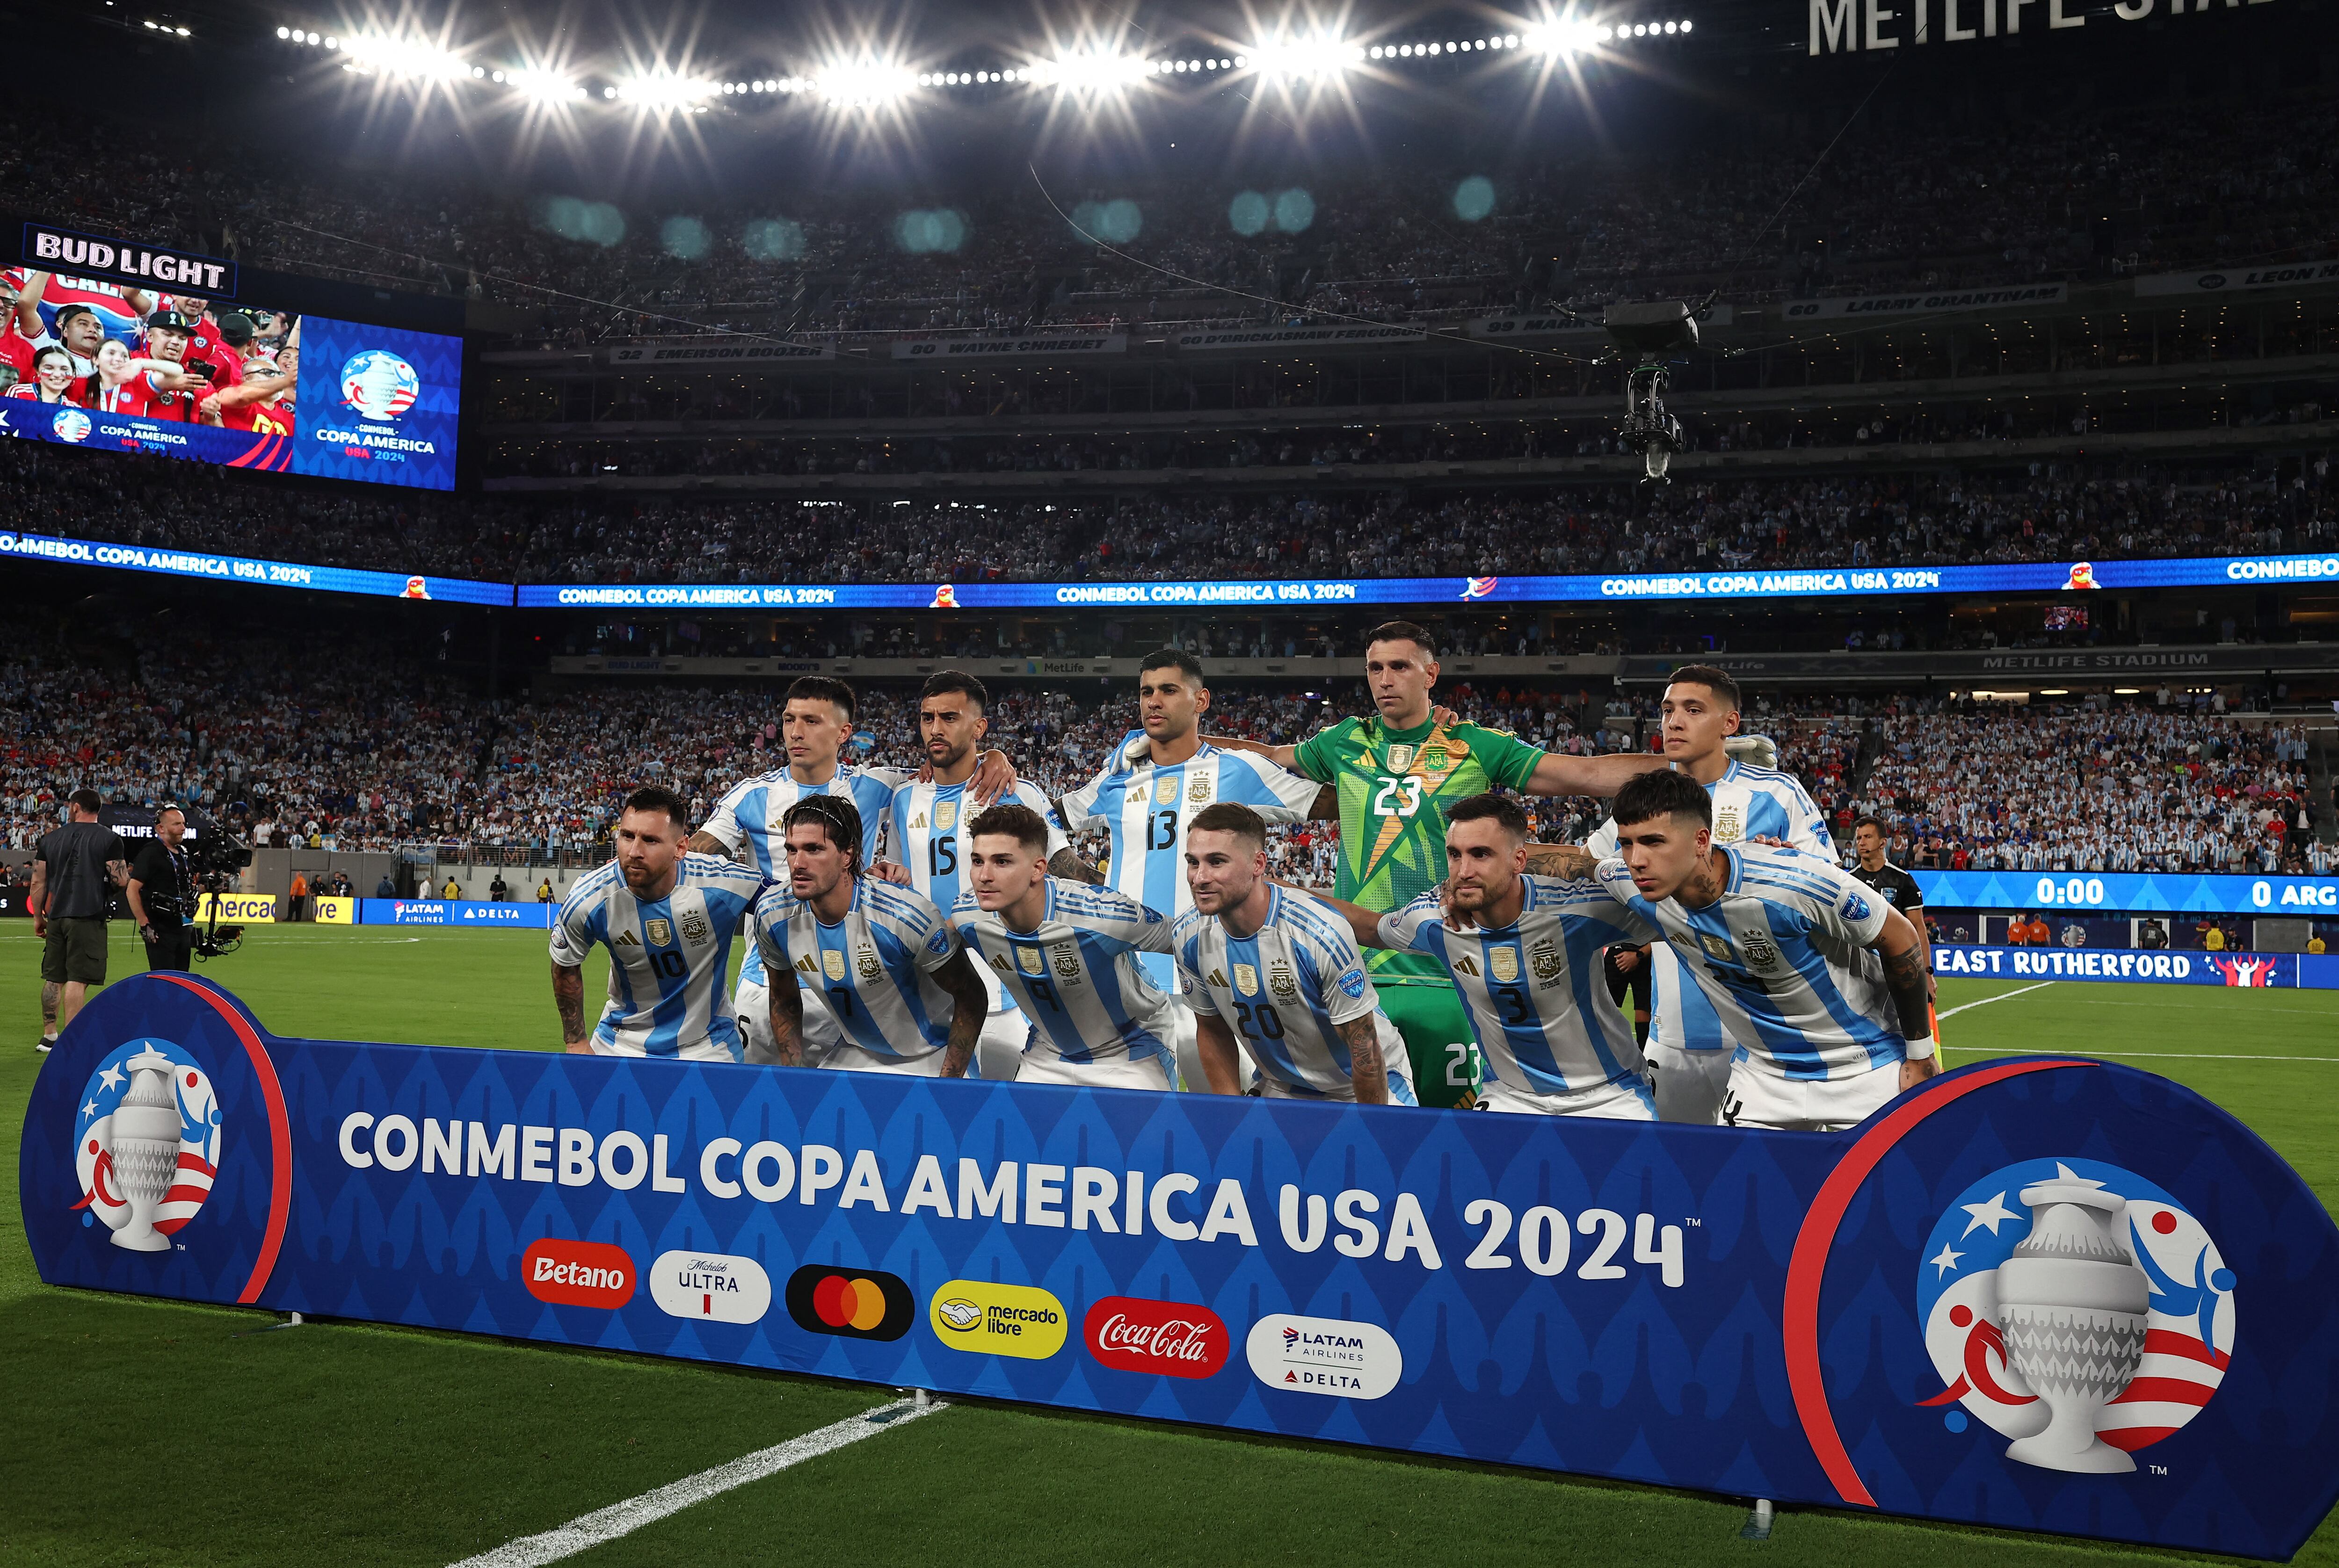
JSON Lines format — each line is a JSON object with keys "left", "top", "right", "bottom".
{"left": 1937, "top": 981, "right": 2057, "bottom": 1023}
{"left": 1986, "top": 1049, "right": 2339, "bottom": 1065}
{"left": 447, "top": 1397, "right": 944, "bottom": 1567}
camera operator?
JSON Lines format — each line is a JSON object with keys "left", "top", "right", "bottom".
{"left": 125, "top": 806, "right": 195, "bottom": 973}
{"left": 31, "top": 789, "right": 128, "bottom": 1052}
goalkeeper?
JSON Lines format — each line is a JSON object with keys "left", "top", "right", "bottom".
{"left": 1201, "top": 621, "right": 1770, "bottom": 1107}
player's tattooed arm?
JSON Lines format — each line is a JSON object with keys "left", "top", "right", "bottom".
{"left": 685, "top": 830, "right": 734, "bottom": 858}
{"left": 1341, "top": 1016, "right": 1391, "bottom": 1106}
{"left": 1524, "top": 750, "right": 1670, "bottom": 799}
{"left": 932, "top": 952, "right": 989, "bottom": 1078}
{"left": 1521, "top": 843, "right": 1599, "bottom": 880}
{"left": 552, "top": 962, "right": 589, "bottom": 1053}
{"left": 1047, "top": 846, "right": 1105, "bottom": 886}
{"left": 1193, "top": 1015, "right": 1247, "bottom": 1095}
{"left": 764, "top": 958, "right": 807, "bottom": 1068}
{"left": 1873, "top": 907, "right": 1941, "bottom": 1089}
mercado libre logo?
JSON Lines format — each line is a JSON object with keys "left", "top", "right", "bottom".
{"left": 73, "top": 1038, "right": 222, "bottom": 1252}
{"left": 339, "top": 350, "right": 420, "bottom": 421}
{"left": 1915, "top": 1158, "right": 2235, "bottom": 1474}
{"left": 785, "top": 1264, "right": 915, "bottom": 1342}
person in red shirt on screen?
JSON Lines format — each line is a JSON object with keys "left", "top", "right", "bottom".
{"left": 84, "top": 338, "right": 204, "bottom": 418}
{"left": 134, "top": 312, "right": 223, "bottom": 423}
{"left": 7, "top": 345, "right": 83, "bottom": 404}
{"left": 198, "top": 316, "right": 297, "bottom": 436}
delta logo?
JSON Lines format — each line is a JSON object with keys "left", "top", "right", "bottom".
{"left": 785, "top": 1264, "right": 915, "bottom": 1341}
{"left": 521, "top": 1237, "right": 636, "bottom": 1309}
{"left": 73, "top": 1039, "right": 221, "bottom": 1252}
{"left": 1245, "top": 1313, "right": 1403, "bottom": 1400}
{"left": 1083, "top": 1296, "right": 1230, "bottom": 1379}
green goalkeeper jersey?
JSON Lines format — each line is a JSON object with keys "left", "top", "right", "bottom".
{"left": 1292, "top": 714, "right": 1546, "bottom": 981}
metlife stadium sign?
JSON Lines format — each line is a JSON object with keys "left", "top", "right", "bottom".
{"left": 23, "top": 973, "right": 2339, "bottom": 1559}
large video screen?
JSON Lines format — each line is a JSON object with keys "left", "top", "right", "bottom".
{"left": 0, "top": 263, "right": 459, "bottom": 491}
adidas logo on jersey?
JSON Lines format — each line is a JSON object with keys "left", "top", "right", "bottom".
{"left": 1452, "top": 955, "right": 1480, "bottom": 977}
{"left": 1206, "top": 968, "right": 1227, "bottom": 988}
{"left": 615, "top": 931, "right": 642, "bottom": 947}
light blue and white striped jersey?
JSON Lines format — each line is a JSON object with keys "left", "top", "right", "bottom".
{"left": 548, "top": 854, "right": 769, "bottom": 1061}
{"left": 1380, "top": 875, "right": 1657, "bottom": 1098}
{"left": 1062, "top": 740, "right": 1321, "bottom": 921}
{"left": 1587, "top": 760, "right": 1834, "bottom": 1055}
{"left": 702, "top": 764, "right": 904, "bottom": 989}
{"left": 949, "top": 880, "right": 1179, "bottom": 1072}
{"left": 889, "top": 777, "right": 1069, "bottom": 913}
{"left": 749, "top": 878, "right": 962, "bottom": 1065}
{"left": 1592, "top": 844, "right": 1903, "bottom": 1082}
{"left": 1171, "top": 885, "right": 1409, "bottom": 1098}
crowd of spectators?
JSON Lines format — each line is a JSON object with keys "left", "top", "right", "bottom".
{"left": 1855, "top": 699, "right": 2327, "bottom": 875}
{"left": 0, "top": 88, "right": 2329, "bottom": 344}
{"left": 7, "top": 623, "right": 2326, "bottom": 883}
{"left": 14, "top": 435, "right": 2331, "bottom": 589}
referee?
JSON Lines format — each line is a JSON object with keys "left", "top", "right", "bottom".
{"left": 125, "top": 806, "right": 196, "bottom": 973}
{"left": 1849, "top": 816, "right": 1936, "bottom": 1018}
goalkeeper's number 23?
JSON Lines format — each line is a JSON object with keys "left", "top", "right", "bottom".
{"left": 1372, "top": 777, "right": 1423, "bottom": 818}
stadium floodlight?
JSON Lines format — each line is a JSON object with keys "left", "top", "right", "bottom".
{"left": 1028, "top": 49, "right": 1149, "bottom": 92}
{"left": 1245, "top": 31, "right": 1365, "bottom": 78}
{"left": 338, "top": 33, "right": 476, "bottom": 82}
{"left": 813, "top": 59, "right": 917, "bottom": 106}
{"left": 509, "top": 66, "right": 585, "bottom": 102}
{"left": 615, "top": 71, "right": 721, "bottom": 109}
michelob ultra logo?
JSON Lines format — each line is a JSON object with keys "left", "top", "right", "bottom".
{"left": 521, "top": 1238, "right": 636, "bottom": 1309}
{"left": 929, "top": 1279, "right": 1068, "bottom": 1359}
{"left": 649, "top": 1249, "right": 771, "bottom": 1326}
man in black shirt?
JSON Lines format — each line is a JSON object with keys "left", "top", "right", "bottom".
{"left": 1850, "top": 815, "right": 1937, "bottom": 1032}
{"left": 126, "top": 806, "right": 196, "bottom": 974}
{"left": 31, "top": 789, "right": 128, "bottom": 1051}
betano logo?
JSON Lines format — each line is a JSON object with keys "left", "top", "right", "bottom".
{"left": 928, "top": 1279, "right": 1067, "bottom": 1360}
{"left": 521, "top": 1237, "right": 636, "bottom": 1309}
{"left": 1245, "top": 1312, "right": 1402, "bottom": 1399}
{"left": 785, "top": 1264, "right": 915, "bottom": 1341}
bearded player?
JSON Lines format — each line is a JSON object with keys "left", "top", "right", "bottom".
{"left": 1585, "top": 664, "right": 1829, "bottom": 1125}
{"left": 1204, "top": 621, "right": 1690, "bottom": 1107}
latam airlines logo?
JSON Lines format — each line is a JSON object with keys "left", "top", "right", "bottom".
{"left": 73, "top": 1039, "right": 221, "bottom": 1251}
{"left": 340, "top": 350, "right": 420, "bottom": 420}
{"left": 1916, "top": 1158, "right": 2234, "bottom": 1473}
{"left": 1244, "top": 1313, "right": 1402, "bottom": 1399}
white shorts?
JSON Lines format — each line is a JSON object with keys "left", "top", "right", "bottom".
{"left": 1722, "top": 1057, "right": 1903, "bottom": 1132}
{"left": 820, "top": 1041, "right": 949, "bottom": 1076}
{"left": 974, "top": 1006, "right": 1030, "bottom": 1082}
{"left": 734, "top": 976, "right": 841, "bottom": 1067}
{"left": 1259, "top": 1070, "right": 1418, "bottom": 1106}
{"left": 1648, "top": 1042, "right": 1734, "bottom": 1125}
{"left": 1015, "top": 1052, "right": 1175, "bottom": 1093}
{"left": 1480, "top": 1073, "right": 1655, "bottom": 1119}
{"left": 588, "top": 1035, "right": 741, "bottom": 1065}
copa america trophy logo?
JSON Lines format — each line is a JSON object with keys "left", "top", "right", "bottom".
{"left": 1917, "top": 1158, "right": 2235, "bottom": 1474}
{"left": 72, "top": 1038, "right": 223, "bottom": 1251}
{"left": 339, "top": 350, "right": 420, "bottom": 420}
{"left": 51, "top": 407, "right": 91, "bottom": 443}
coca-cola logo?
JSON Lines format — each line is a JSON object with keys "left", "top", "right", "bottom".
{"left": 1083, "top": 1295, "right": 1230, "bottom": 1379}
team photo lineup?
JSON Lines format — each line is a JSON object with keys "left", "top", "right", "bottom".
{"left": 560, "top": 632, "right": 1940, "bottom": 1134}
{"left": 5, "top": 0, "right": 2339, "bottom": 1558}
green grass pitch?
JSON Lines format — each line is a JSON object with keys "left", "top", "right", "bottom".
{"left": 3, "top": 922, "right": 2335, "bottom": 1568}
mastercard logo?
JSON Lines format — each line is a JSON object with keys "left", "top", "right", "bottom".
{"left": 784, "top": 1264, "right": 914, "bottom": 1342}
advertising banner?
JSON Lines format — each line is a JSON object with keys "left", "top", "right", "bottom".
{"left": 605, "top": 341, "right": 835, "bottom": 367}
{"left": 21, "top": 222, "right": 237, "bottom": 300}
{"left": 1915, "top": 870, "right": 2339, "bottom": 916}
{"left": 354, "top": 899, "right": 553, "bottom": 929}
{"left": 0, "top": 530, "right": 510, "bottom": 605}
{"left": 1931, "top": 944, "right": 2339, "bottom": 989}
{"left": 1776, "top": 285, "right": 2068, "bottom": 323}
{"left": 2134, "top": 260, "right": 2339, "bottom": 299}
{"left": 196, "top": 893, "right": 277, "bottom": 923}
{"left": 24, "top": 973, "right": 2339, "bottom": 1560}
{"left": 890, "top": 334, "right": 1127, "bottom": 360}
{"left": 312, "top": 897, "right": 356, "bottom": 926}
{"left": 1169, "top": 324, "right": 1427, "bottom": 351}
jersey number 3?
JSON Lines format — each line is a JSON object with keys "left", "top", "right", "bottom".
{"left": 1372, "top": 777, "right": 1423, "bottom": 818}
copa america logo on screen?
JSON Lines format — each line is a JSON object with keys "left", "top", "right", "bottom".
{"left": 339, "top": 350, "right": 420, "bottom": 421}
{"left": 1916, "top": 1157, "right": 2235, "bottom": 1473}
{"left": 71, "top": 1039, "right": 223, "bottom": 1251}
{"left": 51, "top": 407, "right": 91, "bottom": 443}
